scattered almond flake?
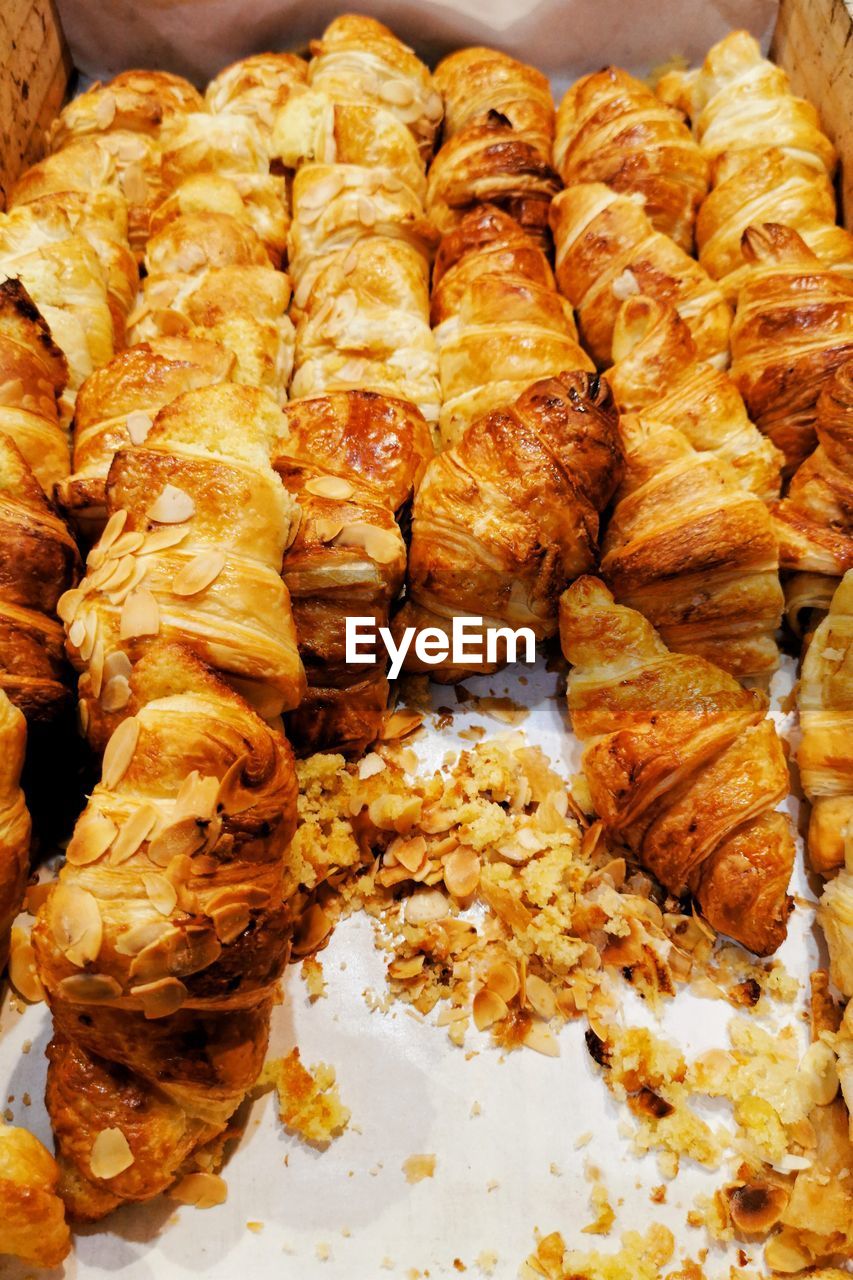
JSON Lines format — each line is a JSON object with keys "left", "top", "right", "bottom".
{"left": 169, "top": 1172, "right": 228, "bottom": 1209}
{"left": 582, "top": 1177, "right": 616, "bottom": 1236}
{"left": 470, "top": 1101, "right": 482, "bottom": 1117}
{"left": 402, "top": 1153, "right": 436, "bottom": 1184}
{"left": 90, "top": 1127, "right": 134, "bottom": 1180}
{"left": 147, "top": 483, "right": 195, "bottom": 524}
{"left": 246, "top": 1221, "right": 263, "bottom": 1234}
{"left": 575, "top": 1131, "right": 593, "bottom": 1149}
{"left": 263, "top": 1049, "right": 350, "bottom": 1145}
{"left": 523, "top": 1224, "right": 674, "bottom": 1280}
{"left": 549, "top": 1162, "right": 562, "bottom": 1176}
{"left": 301, "top": 956, "right": 327, "bottom": 1001}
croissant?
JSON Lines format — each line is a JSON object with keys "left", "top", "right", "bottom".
{"left": 771, "top": 358, "right": 853, "bottom": 578}
{"left": 784, "top": 572, "right": 841, "bottom": 640}
{"left": 0, "top": 434, "right": 80, "bottom": 720}
{"left": 307, "top": 15, "right": 443, "bottom": 161}
{"left": 148, "top": 171, "right": 288, "bottom": 268}
{"left": 393, "top": 372, "right": 622, "bottom": 681}
{"left": 435, "top": 46, "right": 554, "bottom": 158}
{"left": 554, "top": 67, "right": 708, "bottom": 252}
{"left": 550, "top": 182, "right": 732, "bottom": 368}
{"left": 0, "top": 278, "right": 70, "bottom": 495}
{"left": 32, "top": 641, "right": 298, "bottom": 1220}
{"left": 820, "top": 872, "right": 853, "bottom": 999}
{"left": 59, "top": 336, "right": 236, "bottom": 535}
{"left": 560, "top": 576, "right": 794, "bottom": 955}
{"left": 274, "top": 389, "right": 433, "bottom": 755}
{"left": 62, "top": 382, "right": 305, "bottom": 750}
{"left": 696, "top": 148, "right": 853, "bottom": 300}
{"left": 431, "top": 205, "right": 594, "bottom": 447}
{"left": 608, "top": 294, "right": 782, "bottom": 501}
{"left": 0, "top": 1124, "right": 70, "bottom": 1268}
{"left": 797, "top": 570, "right": 853, "bottom": 877}
{"left": 730, "top": 223, "right": 853, "bottom": 476}
{"left": 205, "top": 52, "right": 309, "bottom": 146}
{"left": 0, "top": 688, "right": 30, "bottom": 973}
{"left": 291, "top": 236, "right": 439, "bottom": 426}
{"left": 600, "top": 413, "right": 783, "bottom": 677}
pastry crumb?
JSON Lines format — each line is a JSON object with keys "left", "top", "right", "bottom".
{"left": 402, "top": 1153, "right": 436, "bottom": 1184}
{"left": 263, "top": 1049, "right": 350, "bottom": 1145}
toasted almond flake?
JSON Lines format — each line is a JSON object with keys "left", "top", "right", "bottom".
{"left": 763, "top": 1234, "right": 814, "bottom": 1273}
{"left": 525, "top": 974, "right": 557, "bottom": 1020}
{"left": 405, "top": 889, "right": 448, "bottom": 925}
{"left": 66, "top": 808, "right": 118, "bottom": 866}
{"left": 143, "top": 872, "right": 178, "bottom": 916}
{"left": 68, "top": 616, "right": 87, "bottom": 650}
{"left": 59, "top": 972, "right": 122, "bottom": 1002}
{"left": 314, "top": 518, "right": 344, "bottom": 543}
{"left": 131, "top": 976, "right": 188, "bottom": 1019}
{"left": 79, "top": 611, "right": 98, "bottom": 663}
{"left": 388, "top": 954, "right": 425, "bottom": 980}
{"left": 426, "top": 90, "right": 444, "bottom": 121}
{"left": 357, "top": 196, "right": 376, "bottom": 227}
{"left": 99, "top": 509, "right": 129, "bottom": 554}
{"left": 291, "top": 904, "right": 333, "bottom": 957}
{"left": 172, "top": 550, "right": 225, "bottom": 597}
{"left": 174, "top": 771, "right": 220, "bottom": 822}
{"left": 126, "top": 410, "right": 153, "bottom": 444}
{"left": 8, "top": 929, "right": 44, "bottom": 1003}
{"left": 147, "top": 815, "right": 209, "bottom": 865}
{"left": 357, "top": 753, "right": 386, "bottom": 780}
{"left": 79, "top": 699, "right": 90, "bottom": 736}
{"left": 109, "top": 803, "right": 159, "bottom": 865}
{"left": 103, "top": 650, "right": 133, "bottom": 682}
{"left": 169, "top": 1172, "right": 228, "bottom": 1209}
{"left": 392, "top": 834, "right": 428, "bottom": 874}
{"left": 94, "top": 91, "right": 117, "bottom": 130}
{"left": 115, "top": 920, "right": 171, "bottom": 956}
{"left": 797, "top": 1040, "right": 839, "bottom": 1108}
{"left": 101, "top": 674, "right": 131, "bottom": 712}
{"left": 90, "top": 1127, "right": 134, "bottom": 1180}
{"left": 484, "top": 959, "right": 519, "bottom": 1004}
{"left": 89, "top": 636, "right": 106, "bottom": 699}
{"left": 210, "top": 902, "right": 250, "bottom": 944}
{"left": 473, "top": 987, "right": 508, "bottom": 1031}
{"left": 334, "top": 522, "right": 400, "bottom": 565}
{"left": 523, "top": 1021, "right": 560, "bottom": 1057}
{"left": 57, "top": 587, "right": 85, "bottom": 624}
{"left": 148, "top": 484, "right": 195, "bottom": 524}
{"left": 120, "top": 588, "right": 160, "bottom": 640}
{"left": 378, "top": 709, "right": 423, "bottom": 741}
{"left": 444, "top": 848, "right": 480, "bottom": 898}
{"left": 380, "top": 78, "right": 416, "bottom": 107}
{"left": 49, "top": 883, "right": 103, "bottom": 967}
{"left": 122, "top": 163, "right": 148, "bottom": 205}
{"left": 142, "top": 525, "right": 190, "bottom": 554}
{"left": 102, "top": 716, "right": 140, "bottom": 789}
{"left": 304, "top": 474, "right": 354, "bottom": 500}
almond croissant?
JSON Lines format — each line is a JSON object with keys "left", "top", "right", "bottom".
{"left": 560, "top": 576, "right": 794, "bottom": 955}
{"left": 550, "top": 182, "right": 732, "bottom": 368}
{"left": 206, "top": 52, "right": 308, "bottom": 148}
{"left": 608, "top": 294, "right": 782, "bottom": 501}
{"left": 554, "top": 66, "right": 708, "bottom": 252}
{"left": 149, "top": 170, "right": 289, "bottom": 270}
{"left": 33, "top": 642, "right": 298, "bottom": 1220}
{"left": 431, "top": 205, "right": 594, "bottom": 447}
{"left": 600, "top": 413, "right": 783, "bottom": 678}
{"left": 730, "top": 224, "right": 853, "bottom": 477}
{"left": 0, "top": 688, "right": 30, "bottom": 973}
{"left": 798, "top": 570, "right": 853, "bottom": 878}
{"left": 62, "top": 383, "right": 304, "bottom": 749}
{"left": 274, "top": 389, "right": 433, "bottom": 755}
{"left": 393, "top": 372, "right": 622, "bottom": 681}
{"left": 0, "top": 1124, "right": 70, "bottom": 1268}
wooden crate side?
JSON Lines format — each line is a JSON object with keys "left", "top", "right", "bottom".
{"left": 0, "top": 0, "right": 71, "bottom": 207}
{"left": 772, "top": 0, "right": 853, "bottom": 228}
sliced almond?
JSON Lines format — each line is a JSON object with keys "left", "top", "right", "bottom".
{"left": 130, "top": 976, "right": 188, "bottom": 1019}
{"left": 171, "top": 551, "right": 225, "bottom": 597}
{"left": 378, "top": 709, "right": 423, "bottom": 741}
{"left": 142, "top": 525, "right": 190, "bottom": 554}
{"left": 79, "top": 611, "right": 99, "bottom": 663}
{"left": 763, "top": 1233, "right": 814, "bottom": 1273}
{"left": 523, "top": 1022, "right": 560, "bottom": 1057}
{"left": 147, "top": 815, "right": 211, "bottom": 865}
{"left": 291, "top": 904, "right": 333, "bottom": 957}
{"left": 473, "top": 987, "right": 508, "bottom": 1031}
{"left": 8, "top": 929, "right": 45, "bottom": 1003}
{"left": 298, "top": 171, "right": 345, "bottom": 209}
{"left": 94, "top": 91, "right": 117, "bottom": 130}
{"left": 525, "top": 974, "right": 557, "bottom": 1021}
{"left": 98, "top": 509, "right": 129, "bottom": 555}
{"left": 68, "top": 615, "right": 87, "bottom": 650}
{"left": 392, "top": 834, "right": 428, "bottom": 875}
{"left": 314, "top": 518, "right": 345, "bottom": 543}
{"left": 102, "top": 716, "right": 140, "bottom": 790}
{"left": 304, "top": 474, "right": 354, "bottom": 500}
{"left": 147, "top": 484, "right": 196, "bottom": 524}
{"left": 379, "top": 78, "right": 415, "bottom": 107}
{"left": 169, "top": 1172, "right": 227, "bottom": 1209}
{"left": 89, "top": 637, "right": 106, "bottom": 699}
{"left": 58, "top": 972, "right": 122, "bottom": 1002}
{"left": 126, "top": 410, "right": 153, "bottom": 444}
{"left": 210, "top": 902, "right": 250, "bottom": 944}
{"left": 443, "top": 848, "right": 480, "bottom": 899}
{"left": 109, "top": 803, "right": 159, "bottom": 865}
{"left": 143, "top": 872, "right": 178, "bottom": 916}
{"left": 484, "top": 959, "right": 519, "bottom": 1004}
{"left": 115, "top": 919, "right": 172, "bottom": 956}
{"left": 49, "top": 883, "right": 103, "bottom": 967}
{"left": 388, "top": 954, "right": 425, "bottom": 980}
{"left": 120, "top": 588, "right": 160, "bottom": 640}
{"left": 90, "top": 1128, "right": 134, "bottom": 1180}
{"left": 334, "top": 522, "right": 400, "bottom": 565}
{"left": 797, "top": 1040, "right": 839, "bottom": 1108}
{"left": 104, "top": 650, "right": 133, "bottom": 683}
{"left": 405, "top": 889, "right": 449, "bottom": 925}
{"left": 357, "top": 753, "right": 386, "bottom": 780}
{"left": 57, "top": 587, "right": 85, "bottom": 624}
{"left": 66, "top": 809, "right": 118, "bottom": 867}
{"left": 102, "top": 674, "right": 132, "bottom": 712}
{"left": 357, "top": 196, "right": 376, "bottom": 227}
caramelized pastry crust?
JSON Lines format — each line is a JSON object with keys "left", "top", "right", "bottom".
{"left": 206, "top": 52, "right": 308, "bottom": 143}
{"left": 560, "top": 576, "right": 794, "bottom": 955}
{"left": 0, "top": 690, "right": 30, "bottom": 973}
{"left": 435, "top": 46, "right": 554, "bottom": 157}
{"left": 0, "top": 1124, "right": 70, "bottom": 1268}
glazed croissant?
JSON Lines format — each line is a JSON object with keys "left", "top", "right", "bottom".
{"left": 33, "top": 641, "right": 299, "bottom": 1220}
{"left": 0, "top": 434, "right": 80, "bottom": 721}
{"left": 550, "top": 182, "right": 732, "bottom": 368}
{"left": 600, "top": 412, "right": 783, "bottom": 678}
{"left": 431, "top": 205, "right": 594, "bottom": 447}
{"left": 0, "top": 278, "right": 70, "bottom": 495}
{"left": 393, "top": 372, "right": 622, "bottom": 681}
{"left": 607, "top": 294, "right": 782, "bottom": 501}
{"left": 560, "top": 576, "right": 794, "bottom": 955}
{"left": 554, "top": 67, "right": 708, "bottom": 252}
{"left": 0, "top": 1124, "right": 70, "bottom": 1268}
{"left": 148, "top": 171, "right": 288, "bottom": 268}
{"left": 206, "top": 52, "right": 309, "bottom": 146}
{"left": 428, "top": 47, "right": 558, "bottom": 252}
{"left": 820, "top": 870, "right": 853, "bottom": 999}
{"left": 47, "top": 70, "right": 205, "bottom": 154}
{"left": 730, "top": 224, "right": 853, "bottom": 476}
{"left": 62, "top": 383, "right": 304, "bottom": 750}
{"left": 59, "top": 336, "right": 236, "bottom": 535}
{"left": 274, "top": 389, "right": 433, "bottom": 756}
{"left": 772, "top": 358, "right": 853, "bottom": 579}
{"left": 798, "top": 570, "right": 853, "bottom": 877}
{"left": 0, "top": 688, "right": 30, "bottom": 973}
{"left": 307, "top": 15, "right": 443, "bottom": 161}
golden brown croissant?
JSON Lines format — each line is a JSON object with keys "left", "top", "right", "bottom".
{"left": 32, "top": 641, "right": 298, "bottom": 1221}
{"left": 0, "top": 1124, "right": 70, "bottom": 1267}
{"left": 435, "top": 46, "right": 554, "bottom": 158}
{"left": 0, "top": 278, "right": 70, "bottom": 495}
{"left": 0, "top": 434, "right": 80, "bottom": 721}
{"left": 554, "top": 66, "right": 708, "bottom": 252}
{"left": 62, "top": 383, "right": 305, "bottom": 749}
{"left": 291, "top": 235, "right": 439, "bottom": 426}
{"left": 607, "top": 294, "right": 782, "bottom": 501}
{"left": 393, "top": 372, "right": 622, "bottom": 681}
{"left": 560, "top": 575, "right": 794, "bottom": 955}
{"left": 205, "top": 52, "right": 309, "bottom": 146}
{"left": 730, "top": 224, "right": 853, "bottom": 477}
{"left": 771, "top": 358, "right": 853, "bottom": 579}
{"left": 274, "top": 389, "right": 433, "bottom": 755}
{"left": 0, "top": 688, "right": 30, "bottom": 973}
{"left": 431, "top": 205, "right": 594, "bottom": 447}
{"left": 550, "top": 182, "right": 732, "bottom": 368}
{"left": 59, "top": 336, "right": 236, "bottom": 535}
{"left": 696, "top": 148, "right": 853, "bottom": 300}
{"left": 47, "top": 70, "right": 205, "bottom": 154}
{"left": 600, "top": 412, "right": 783, "bottom": 678}
{"left": 307, "top": 15, "right": 443, "bottom": 161}
{"left": 798, "top": 570, "right": 853, "bottom": 877}
{"left": 148, "top": 171, "right": 289, "bottom": 268}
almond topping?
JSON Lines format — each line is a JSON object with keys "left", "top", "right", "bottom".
{"left": 101, "top": 675, "right": 131, "bottom": 712}
{"left": 111, "top": 532, "right": 146, "bottom": 558}
{"left": 120, "top": 587, "right": 160, "bottom": 640}
{"left": 147, "top": 484, "right": 195, "bottom": 524}
{"left": 314, "top": 518, "right": 344, "bottom": 543}
{"left": 444, "top": 848, "right": 480, "bottom": 899}
{"left": 130, "top": 976, "right": 188, "bottom": 1019}
{"left": 334, "top": 522, "right": 400, "bottom": 565}
{"left": 147, "top": 815, "right": 211, "bottom": 865}
{"left": 484, "top": 960, "right": 519, "bottom": 1004}
{"left": 99, "top": 509, "right": 129, "bottom": 554}
{"left": 405, "top": 889, "right": 449, "bottom": 925}
{"left": 126, "top": 410, "right": 153, "bottom": 444}
{"left": 169, "top": 1172, "right": 228, "bottom": 1209}
{"left": 304, "top": 474, "right": 354, "bottom": 500}
{"left": 90, "top": 1128, "right": 134, "bottom": 1180}
{"left": 58, "top": 972, "right": 122, "bottom": 1002}
{"left": 392, "top": 834, "right": 428, "bottom": 875}
{"left": 171, "top": 550, "right": 225, "bottom": 597}
{"left": 142, "top": 525, "right": 190, "bottom": 554}
{"left": 115, "top": 920, "right": 171, "bottom": 956}
{"left": 357, "top": 196, "right": 376, "bottom": 226}
{"left": 523, "top": 1021, "right": 560, "bottom": 1057}
{"left": 143, "top": 872, "right": 178, "bottom": 916}
{"left": 102, "top": 716, "right": 140, "bottom": 789}
{"left": 379, "top": 78, "right": 416, "bottom": 107}
{"left": 104, "top": 650, "right": 133, "bottom": 683}
{"left": 473, "top": 987, "right": 508, "bottom": 1031}
{"left": 8, "top": 928, "right": 45, "bottom": 1003}
{"left": 291, "top": 904, "right": 333, "bottom": 957}
{"left": 57, "top": 587, "right": 85, "bottom": 624}
{"left": 210, "top": 902, "right": 250, "bottom": 944}
{"left": 525, "top": 974, "right": 557, "bottom": 1021}
{"left": 94, "top": 91, "right": 117, "bottom": 130}
{"left": 66, "top": 809, "right": 118, "bottom": 866}
{"left": 109, "top": 803, "right": 159, "bottom": 865}
{"left": 49, "top": 883, "right": 103, "bottom": 967}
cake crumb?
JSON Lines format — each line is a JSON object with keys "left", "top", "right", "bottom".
{"left": 402, "top": 1153, "right": 436, "bottom": 1184}
{"left": 263, "top": 1049, "right": 350, "bottom": 1145}
{"left": 301, "top": 956, "right": 327, "bottom": 1001}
